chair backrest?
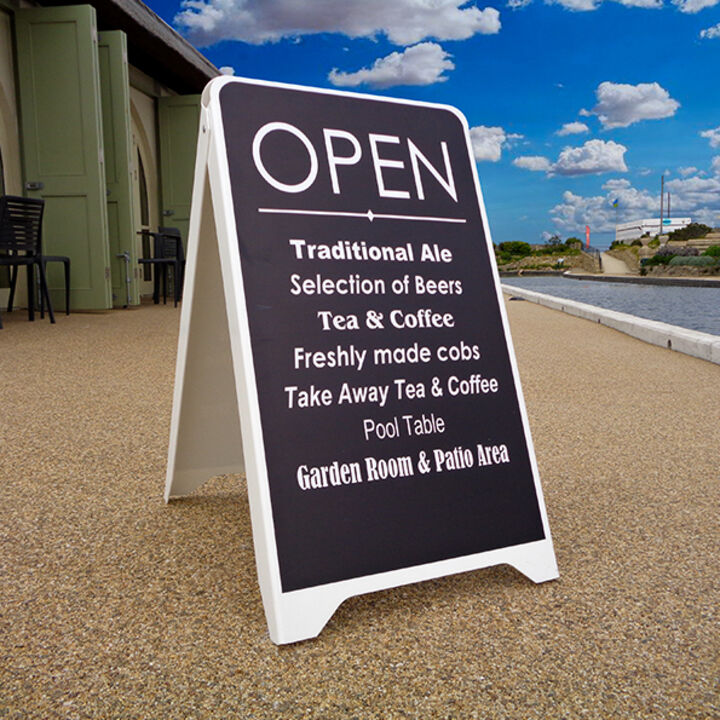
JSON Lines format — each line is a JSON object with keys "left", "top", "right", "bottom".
{"left": 0, "top": 195, "right": 44, "bottom": 254}
{"left": 158, "top": 226, "right": 184, "bottom": 262}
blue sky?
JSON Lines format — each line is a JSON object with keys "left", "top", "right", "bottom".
{"left": 150, "top": 0, "right": 720, "bottom": 247}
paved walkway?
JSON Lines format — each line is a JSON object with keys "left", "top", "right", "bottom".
{"left": 1, "top": 303, "right": 717, "bottom": 719}
{"left": 600, "top": 251, "right": 630, "bottom": 274}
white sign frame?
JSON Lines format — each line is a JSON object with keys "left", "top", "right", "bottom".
{"left": 165, "top": 76, "right": 558, "bottom": 645}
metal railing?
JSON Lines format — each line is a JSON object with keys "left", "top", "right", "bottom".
{"left": 583, "top": 245, "right": 604, "bottom": 259}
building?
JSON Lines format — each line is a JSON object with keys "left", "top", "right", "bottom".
{"left": 615, "top": 217, "right": 691, "bottom": 244}
{"left": 0, "top": 0, "right": 219, "bottom": 311}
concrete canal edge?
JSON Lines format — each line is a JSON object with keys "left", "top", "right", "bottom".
{"left": 501, "top": 285, "right": 720, "bottom": 366}
{"left": 563, "top": 272, "right": 720, "bottom": 288}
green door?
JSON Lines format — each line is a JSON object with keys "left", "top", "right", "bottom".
{"left": 15, "top": 5, "right": 111, "bottom": 310}
{"left": 98, "top": 30, "right": 138, "bottom": 307}
{"left": 158, "top": 95, "right": 201, "bottom": 244}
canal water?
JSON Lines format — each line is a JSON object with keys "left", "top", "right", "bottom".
{"left": 500, "top": 275, "right": 720, "bottom": 336}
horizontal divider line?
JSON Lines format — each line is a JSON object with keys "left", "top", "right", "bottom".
{"left": 258, "top": 207, "right": 467, "bottom": 224}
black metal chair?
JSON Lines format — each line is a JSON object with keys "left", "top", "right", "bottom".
{"left": 0, "top": 195, "right": 57, "bottom": 328}
{"left": 137, "top": 226, "right": 185, "bottom": 307}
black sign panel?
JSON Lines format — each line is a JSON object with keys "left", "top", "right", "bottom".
{"left": 219, "top": 82, "right": 545, "bottom": 593}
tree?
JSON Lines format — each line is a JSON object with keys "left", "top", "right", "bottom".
{"left": 666, "top": 223, "right": 711, "bottom": 242}
{"left": 497, "top": 241, "right": 532, "bottom": 257}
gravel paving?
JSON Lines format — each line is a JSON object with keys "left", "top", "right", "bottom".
{"left": 1, "top": 300, "right": 717, "bottom": 719}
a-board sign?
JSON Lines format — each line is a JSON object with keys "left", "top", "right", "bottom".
{"left": 165, "top": 76, "right": 558, "bottom": 645}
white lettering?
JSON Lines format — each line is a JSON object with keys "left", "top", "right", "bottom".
{"left": 323, "top": 128, "right": 362, "bottom": 194}
{"left": 408, "top": 139, "right": 457, "bottom": 202}
{"left": 252, "top": 122, "right": 318, "bottom": 193}
{"left": 253, "top": 126, "right": 458, "bottom": 202}
{"left": 368, "top": 133, "right": 411, "bottom": 199}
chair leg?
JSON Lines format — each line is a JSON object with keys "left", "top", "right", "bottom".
{"left": 36, "top": 261, "right": 55, "bottom": 324}
{"left": 162, "top": 265, "right": 168, "bottom": 305}
{"left": 26, "top": 263, "right": 35, "bottom": 322}
{"left": 178, "top": 262, "right": 185, "bottom": 304}
{"left": 39, "top": 264, "right": 45, "bottom": 319}
{"left": 64, "top": 259, "right": 70, "bottom": 315}
{"left": 152, "top": 266, "right": 160, "bottom": 304}
{"left": 8, "top": 264, "right": 18, "bottom": 312}
{"left": 173, "top": 261, "right": 180, "bottom": 307}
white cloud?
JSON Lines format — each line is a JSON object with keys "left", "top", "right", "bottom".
{"left": 218, "top": 65, "right": 235, "bottom": 75}
{"left": 513, "top": 140, "right": 628, "bottom": 177}
{"left": 551, "top": 179, "right": 658, "bottom": 233}
{"left": 552, "top": 139, "right": 628, "bottom": 175}
{"left": 550, "top": 171, "right": 720, "bottom": 234}
{"left": 469, "top": 126, "right": 523, "bottom": 162}
{"left": 175, "top": 0, "right": 501, "bottom": 47}
{"left": 508, "top": 0, "right": 532, "bottom": 7}
{"left": 548, "top": 0, "right": 674, "bottom": 8}
{"left": 603, "top": 178, "right": 659, "bottom": 211}
{"left": 615, "top": 0, "right": 663, "bottom": 6}
{"left": 679, "top": 166, "right": 698, "bottom": 176}
{"left": 700, "top": 126, "right": 720, "bottom": 148}
{"left": 713, "top": 157, "right": 720, "bottom": 176}
{"left": 700, "top": 23, "right": 720, "bottom": 38}
{"left": 674, "top": 0, "right": 720, "bottom": 12}
{"left": 556, "top": 121, "right": 590, "bottom": 136}
{"left": 551, "top": 191, "right": 618, "bottom": 232}
{"left": 544, "top": 0, "right": 715, "bottom": 9}
{"left": 328, "top": 42, "right": 454, "bottom": 88}
{"left": 666, "top": 175, "right": 720, "bottom": 209}
{"left": 588, "top": 82, "right": 680, "bottom": 129}
{"left": 548, "top": 0, "right": 661, "bottom": 8}
{"left": 694, "top": 208, "right": 720, "bottom": 226}
{"left": 548, "top": 0, "right": 599, "bottom": 10}
{"left": 513, "top": 155, "right": 552, "bottom": 171}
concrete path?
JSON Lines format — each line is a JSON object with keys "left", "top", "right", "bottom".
{"left": 0, "top": 303, "right": 717, "bottom": 719}
{"left": 600, "top": 251, "right": 630, "bottom": 274}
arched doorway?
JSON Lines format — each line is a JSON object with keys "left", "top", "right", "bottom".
{"left": 0, "top": 144, "right": 5, "bottom": 195}
{"left": 130, "top": 94, "right": 159, "bottom": 299}
{"left": 0, "top": 144, "right": 7, "bottom": 294}
{"left": 134, "top": 146, "right": 154, "bottom": 295}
